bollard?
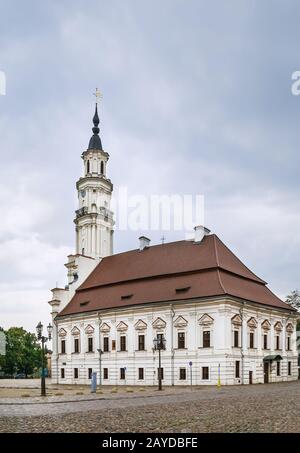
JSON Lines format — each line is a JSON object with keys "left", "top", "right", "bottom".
{"left": 91, "top": 371, "right": 97, "bottom": 393}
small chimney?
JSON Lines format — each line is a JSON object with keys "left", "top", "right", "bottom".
{"left": 139, "top": 236, "right": 151, "bottom": 251}
{"left": 194, "top": 225, "right": 210, "bottom": 243}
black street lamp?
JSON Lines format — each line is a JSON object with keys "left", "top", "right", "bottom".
{"left": 36, "top": 322, "right": 52, "bottom": 397}
{"left": 153, "top": 334, "right": 166, "bottom": 391}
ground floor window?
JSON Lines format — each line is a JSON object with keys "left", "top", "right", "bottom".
{"left": 120, "top": 368, "right": 126, "bottom": 380}
{"left": 202, "top": 366, "right": 209, "bottom": 380}
{"left": 179, "top": 368, "right": 186, "bottom": 380}
{"left": 61, "top": 368, "right": 65, "bottom": 379}
{"left": 288, "top": 361, "right": 292, "bottom": 376}
{"left": 276, "top": 361, "right": 281, "bottom": 376}
{"left": 74, "top": 368, "right": 78, "bottom": 379}
{"left": 103, "top": 368, "right": 108, "bottom": 380}
{"left": 157, "top": 367, "right": 164, "bottom": 380}
{"left": 138, "top": 368, "right": 144, "bottom": 380}
{"left": 88, "top": 368, "right": 93, "bottom": 379}
{"left": 235, "top": 361, "right": 240, "bottom": 379}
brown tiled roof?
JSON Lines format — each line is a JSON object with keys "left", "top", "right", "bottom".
{"left": 57, "top": 234, "right": 292, "bottom": 317}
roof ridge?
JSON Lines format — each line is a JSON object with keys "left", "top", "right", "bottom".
{"left": 217, "top": 269, "right": 226, "bottom": 294}
{"left": 213, "top": 234, "right": 220, "bottom": 267}
{"left": 214, "top": 235, "right": 266, "bottom": 284}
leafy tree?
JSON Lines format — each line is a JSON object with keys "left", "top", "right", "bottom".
{"left": 286, "top": 289, "right": 300, "bottom": 311}
{"left": 286, "top": 290, "right": 300, "bottom": 330}
{"left": 1, "top": 327, "right": 45, "bottom": 377}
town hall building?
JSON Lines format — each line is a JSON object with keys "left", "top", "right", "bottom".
{"left": 49, "top": 99, "right": 298, "bottom": 386}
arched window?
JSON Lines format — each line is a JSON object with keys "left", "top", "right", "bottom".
{"left": 100, "top": 161, "right": 104, "bottom": 174}
{"left": 87, "top": 160, "right": 90, "bottom": 174}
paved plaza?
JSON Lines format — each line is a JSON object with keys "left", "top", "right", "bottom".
{"left": 0, "top": 380, "right": 299, "bottom": 433}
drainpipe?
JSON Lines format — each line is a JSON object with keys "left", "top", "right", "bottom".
{"left": 170, "top": 304, "right": 175, "bottom": 386}
{"left": 239, "top": 302, "right": 245, "bottom": 385}
{"left": 98, "top": 313, "right": 102, "bottom": 387}
{"left": 54, "top": 320, "right": 59, "bottom": 385}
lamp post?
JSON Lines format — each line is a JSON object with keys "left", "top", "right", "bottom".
{"left": 153, "top": 334, "right": 166, "bottom": 391}
{"left": 36, "top": 322, "right": 52, "bottom": 397}
{"left": 97, "top": 348, "right": 103, "bottom": 387}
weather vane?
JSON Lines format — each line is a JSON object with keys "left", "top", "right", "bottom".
{"left": 93, "top": 87, "right": 103, "bottom": 104}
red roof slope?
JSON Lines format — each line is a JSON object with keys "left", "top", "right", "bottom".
{"left": 57, "top": 234, "right": 292, "bottom": 317}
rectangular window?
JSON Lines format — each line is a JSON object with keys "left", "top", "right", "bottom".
{"left": 178, "top": 332, "right": 185, "bottom": 349}
{"left": 235, "top": 361, "right": 240, "bottom": 379}
{"left": 157, "top": 333, "right": 165, "bottom": 349}
{"left": 157, "top": 367, "right": 164, "bottom": 380}
{"left": 112, "top": 340, "right": 116, "bottom": 351}
{"left": 74, "top": 338, "right": 79, "bottom": 353}
{"left": 61, "top": 340, "right": 66, "bottom": 354}
{"left": 276, "top": 361, "right": 281, "bottom": 376}
{"left": 179, "top": 368, "right": 186, "bottom": 380}
{"left": 88, "top": 337, "right": 93, "bottom": 352}
{"left": 287, "top": 337, "right": 291, "bottom": 351}
{"left": 61, "top": 368, "right": 65, "bottom": 379}
{"left": 233, "top": 330, "right": 239, "bottom": 347}
{"left": 120, "top": 368, "right": 126, "bottom": 380}
{"left": 103, "top": 337, "right": 109, "bottom": 352}
{"left": 103, "top": 368, "right": 108, "bottom": 380}
{"left": 203, "top": 331, "right": 211, "bottom": 348}
{"left": 74, "top": 368, "right": 78, "bottom": 379}
{"left": 120, "top": 336, "right": 126, "bottom": 351}
{"left": 288, "top": 361, "right": 292, "bottom": 376}
{"left": 138, "top": 368, "right": 144, "bottom": 380}
{"left": 202, "top": 367, "right": 209, "bottom": 380}
{"left": 263, "top": 334, "right": 268, "bottom": 350}
{"left": 249, "top": 332, "right": 254, "bottom": 349}
{"left": 138, "top": 335, "right": 145, "bottom": 351}
{"left": 276, "top": 335, "right": 280, "bottom": 350}
{"left": 88, "top": 368, "right": 93, "bottom": 379}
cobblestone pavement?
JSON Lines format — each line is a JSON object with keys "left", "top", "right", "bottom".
{"left": 0, "top": 381, "right": 299, "bottom": 433}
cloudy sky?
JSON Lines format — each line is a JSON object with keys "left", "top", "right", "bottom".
{"left": 0, "top": 0, "right": 300, "bottom": 333}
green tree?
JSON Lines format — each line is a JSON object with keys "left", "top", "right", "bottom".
{"left": 286, "top": 289, "right": 300, "bottom": 311}
{"left": 286, "top": 290, "right": 300, "bottom": 330}
{"left": 1, "top": 327, "right": 44, "bottom": 377}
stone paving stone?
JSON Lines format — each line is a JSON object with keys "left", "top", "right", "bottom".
{"left": 0, "top": 381, "right": 299, "bottom": 433}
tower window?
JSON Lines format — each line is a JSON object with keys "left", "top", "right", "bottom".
{"left": 101, "top": 161, "right": 104, "bottom": 174}
{"left": 87, "top": 160, "right": 90, "bottom": 173}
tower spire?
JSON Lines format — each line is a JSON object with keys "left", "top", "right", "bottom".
{"left": 88, "top": 88, "right": 103, "bottom": 150}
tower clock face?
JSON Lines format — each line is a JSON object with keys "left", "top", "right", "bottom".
{"left": 80, "top": 190, "right": 86, "bottom": 198}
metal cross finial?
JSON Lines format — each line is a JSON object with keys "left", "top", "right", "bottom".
{"left": 93, "top": 87, "right": 103, "bottom": 104}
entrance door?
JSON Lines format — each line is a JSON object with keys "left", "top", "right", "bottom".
{"left": 249, "top": 371, "right": 253, "bottom": 384}
{"left": 263, "top": 362, "right": 269, "bottom": 383}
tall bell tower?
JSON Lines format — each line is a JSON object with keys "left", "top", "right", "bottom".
{"left": 74, "top": 91, "right": 114, "bottom": 259}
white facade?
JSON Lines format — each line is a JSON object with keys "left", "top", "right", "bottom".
{"left": 49, "top": 104, "right": 298, "bottom": 386}
{"left": 50, "top": 298, "right": 298, "bottom": 386}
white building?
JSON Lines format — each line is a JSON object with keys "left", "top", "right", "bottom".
{"left": 49, "top": 102, "right": 298, "bottom": 386}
